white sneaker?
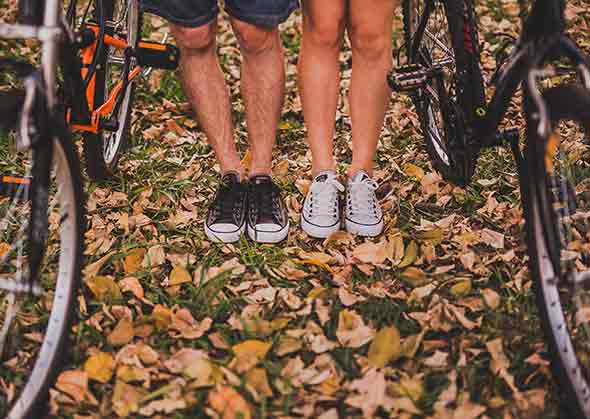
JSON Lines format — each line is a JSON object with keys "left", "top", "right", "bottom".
{"left": 345, "top": 170, "right": 384, "bottom": 237}
{"left": 301, "top": 171, "right": 345, "bottom": 238}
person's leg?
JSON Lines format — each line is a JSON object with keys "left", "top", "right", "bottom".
{"left": 230, "top": 19, "right": 285, "bottom": 176}
{"left": 298, "top": 0, "right": 347, "bottom": 176}
{"left": 347, "top": 0, "right": 396, "bottom": 178}
{"left": 170, "top": 20, "right": 243, "bottom": 177}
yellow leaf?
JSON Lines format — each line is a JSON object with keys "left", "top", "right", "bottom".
{"left": 116, "top": 365, "right": 150, "bottom": 384}
{"left": 336, "top": 309, "right": 375, "bottom": 348}
{"left": 398, "top": 240, "right": 418, "bottom": 268}
{"left": 209, "top": 386, "right": 252, "bottom": 419}
{"left": 394, "top": 377, "right": 424, "bottom": 402}
{"left": 86, "top": 275, "right": 121, "bottom": 301}
{"left": 184, "top": 357, "right": 218, "bottom": 387}
{"left": 279, "top": 121, "right": 292, "bottom": 130}
{"left": 415, "top": 227, "right": 444, "bottom": 245}
{"left": 168, "top": 266, "right": 191, "bottom": 286}
{"left": 404, "top": 163, "right": 425, "bottom": 180}
{"left": 152, "top": 304, "right": 172, "bottom": 331}
{"left": 275, "top": 336, "right": 303, "bottom": 357}
{"left": 368, "top": 326, "right": 402, "bottom": 368}
{"left": 124, "top": 248, "right": 146, "bottom": 274}
{"left": 450, "top": 279, "right": 472, "bottom": 297}
{"left": 108, "top": 317, "right": 134, "bottom": 347}
{"left": 84, "top": 352, "right": 115, "bottom": 383}
{"left": 270, "top": 316, "right": 291, "bottom": 331}
{"left": 112, "top": 380, "right": 147, "bottom": 417}
{"left": 232, "top": 340, "right": 272, "bottom": 373}
{"left": 401, "top": 330, "right": 425, "bottom": 359}
{"left": 245, "top": 368, "right": 273, "bottom": 397}
{"left": 241, "top": 149, "right": 252, "bottom": 170}
{"left": 401, "top": 267, "right": 429, "bottom": 287}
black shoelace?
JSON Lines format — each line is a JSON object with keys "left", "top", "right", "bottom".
{"left": 251, "top": 181, "right": 279, "bottom": 222}
{"left": 212, "top": 184, "right": 242, "bottom": 222}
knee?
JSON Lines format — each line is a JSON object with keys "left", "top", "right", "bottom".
{"left": 304, "top": 18, "right": 345, "bottom": 50}
{"left": 171, "top": 22, "right": 216, "bottom": 53}
{"left": 231, "top": 19, "right": 276, "bottom": 55}
{"left": 349, "top": 27, "right": 391, "bottom": 63}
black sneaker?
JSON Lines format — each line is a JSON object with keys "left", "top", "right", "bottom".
{"left": 247, "top": 174, "right": 289, "bottom": 243}
{"left": 204, "top": 172, "right": 247, "bottom": 243}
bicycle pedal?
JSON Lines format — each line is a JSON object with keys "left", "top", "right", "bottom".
{"left": 388, "top": 64, "right": 430, "bottom": 93}
{"left": 0, "top": 175, "right": 31, "bottom": 200}
{"left": 136, "top": 42, "right": 179, "bottom": 70}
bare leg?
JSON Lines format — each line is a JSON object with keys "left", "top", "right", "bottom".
{"left": 170, "top": 20, "right": 243, "bottom": 177}
{"left": 231, "top": 19, "right": 286, "bottom": 176}
{"left": 298, "top": 0, "right": 347, "bottom": 176}
{"left": 347, "top": 0, "right": 395, "bottom": 178}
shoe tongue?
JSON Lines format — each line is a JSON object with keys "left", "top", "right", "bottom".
{"left": 250, "top": 174, "right": 272, "bottom": 185}
{"left": 314, "top": 171, "right": 336, "bottom": 183}
{"left": 222, "top": 172, "right": 240, "bottom": 185}
{"left": 351, "top": 170, "right": 370, "bottom": 183}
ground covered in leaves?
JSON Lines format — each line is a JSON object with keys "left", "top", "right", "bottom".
{"left": 2, "top": 1, "right": 590, "bottom": 418}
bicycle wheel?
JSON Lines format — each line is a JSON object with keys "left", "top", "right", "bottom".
{"left": 82, "top": 0, "right": 141, "bottom": 181}
{"left": 523, "top": 84, "right": 590, "bottom": 418}
{"left": 402, "top": 0, "right": 486, "bottom": 185}
{"left": 0, "top": 115, "right": 84, "bottom": 418}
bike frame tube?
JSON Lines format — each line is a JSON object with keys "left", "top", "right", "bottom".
{"left": 41, "top": 0, "right": 60, "bottom": 109}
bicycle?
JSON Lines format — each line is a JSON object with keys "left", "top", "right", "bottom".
{"left": 0, "top": 0, "right": 178, "bottom": 417}
{"left": 389, "top": 0, "right": 590, "bottom": 416}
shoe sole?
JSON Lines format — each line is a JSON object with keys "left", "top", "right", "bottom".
{"left": 247, "top": 222, "right": 289, "bottom": 243}
{"left": 204, "top": 223, "right": 245, "bottom": 243}
{"left": 301, "top": 216, "right": 341, "bottom": 239}
{"left": 345, "top": 218, "right": 384, "bottom": 237}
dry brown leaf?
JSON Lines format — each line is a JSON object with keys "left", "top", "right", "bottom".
{"left": 398, "top": 240, "right": 418, "bottom": 268}
{"left": 108, "top": 317, "right": 134, "bottom": 347}
{"left": 245, "top": 368, "right": 273, "bottom": 398}
{"left": 56, "top": 370, "right": 88, "bottom": 404}
{"left": 482, "top": 288, "right": 501, "bottom": 310}
{"left": 336, "top": 309, "right": 374, "bottom": 348}
{"left": 152, "top": 304, "right": 172, "bottom": 331}
{"left": 169, "top": 309, "right": 212, "bottom": 339}
{"left": 209, "top": 386, "right": 252, "bottom": 419}
{"left": 353, "top": 241, "right": 388, "bottom": 264}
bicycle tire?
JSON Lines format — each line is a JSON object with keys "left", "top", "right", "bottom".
{"left": 523, "top": 83, "right": 590, "bottom": 418}
{"left": 82, "top": 0, "right": 141, "bottom": 181}
{"left": 402, "top": 0, "right": 485, "bottom": 185}
{"left": 2, "top": 121, "right": 85, "bottom": 419}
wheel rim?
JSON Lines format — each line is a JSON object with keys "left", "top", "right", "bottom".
{"left": 102, "top": 0, "right": 138, "bottom": 165}
{"left": 0, "top": 138, "right": 78, "bottom": 419}
{"left": 536, "top": 118, "right": 590, "bottom": 416}
{"left": 407, "top": 0, "right": 456, "bottom": 167}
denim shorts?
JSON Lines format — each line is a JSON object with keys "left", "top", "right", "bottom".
{"left": 141, "top": 0, "right": 299, "bottom": 28}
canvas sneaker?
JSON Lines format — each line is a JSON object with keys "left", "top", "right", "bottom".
{"left": 301, "top": 171, "right": 345, "bottom": 238}
{"left": 247, "top": 174, "right": 289, "bottom": 243}
{"left": 204, "top": 172, "right": 247, "bottom": 243}
{"left": 345, "top": 170, "right": 384, "bottom": 237}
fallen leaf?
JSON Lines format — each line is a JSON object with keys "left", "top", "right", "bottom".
{"left": 482, "top": 288, "right": 501, "bottom": 310}
{"left": 124, "top": 248, "right": 146, "bottom": 274}
{"left": 84, "top": 352, "right": 115, "bottom": 383}
{"left": 336, "top": 309, "right": 375, "bottom": 348}
{"left": 245, "top": 368, "right": 273, "bottom": 398}
{"left": 398, "top": 241, "right": 418, "bottom": 268}
{"left": 112, "top": 380, "right": 147, "bottom": 417}
{"left": 368, "top": 326, "right": 402, "bottom": 368}
{"left": 232, "top": 340, "right": 272, "bottom": 373}
{"left": 56, "top": 370, "right": 88, "bottom": 404}
{"left": 209, "top": 386, "right": 252, "bottom": 419}
{"left": 86, "top": 275, "right": 122, "bottom": 301}
{"left": 168, "top": 266, "right": 192, "bottom": 286}
{"left": 108, "top": 317, "right": 134, "bottom": 347}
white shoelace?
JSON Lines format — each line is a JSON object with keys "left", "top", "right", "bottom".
{"left": 306, "top": 175, "right": 345, "bottom": 218}
{"left": 347, "top": 177, "right": 381, "bottom": 219}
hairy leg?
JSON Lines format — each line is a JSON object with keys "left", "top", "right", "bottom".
{"left": 170, "top": 20, "right": 243, "bottom": 177}
{"left": 298, "top": 0, "right": 346, "bottom": 175}
{"left": 231, "top": 19, "right": 286, "bottom": 176}
{"left": 347, "top": 0, "right": 396, "bottom": 177}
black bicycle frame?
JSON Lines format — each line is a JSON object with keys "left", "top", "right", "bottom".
{"left": 473, "top": 0, "right": 586, "bottom": 147}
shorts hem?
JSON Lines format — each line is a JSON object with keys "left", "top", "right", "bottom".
{"left": 225, "top": 3, "right": 298, "bottom": 28}
{"left": 140, "top": 5, "right": 219, "bottom": 28}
